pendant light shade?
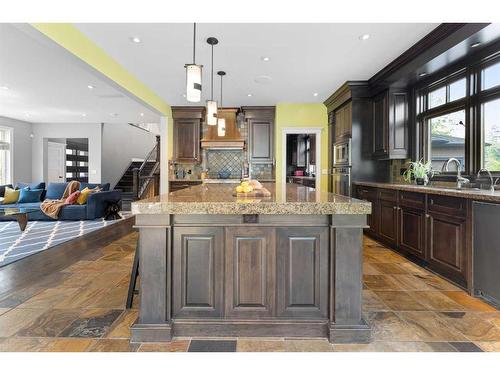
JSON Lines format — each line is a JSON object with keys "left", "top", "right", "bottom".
{"left": 185, "top": 23, "right": 202, "bottom": 103}
{"left": 185, "top": 64, "right": 202, "bottom": 102}
{"left": 206, "top": 37, "right": 219, "bottom": 125}
{"left": 217, "top": 70, "right": 226, "bottom": 136}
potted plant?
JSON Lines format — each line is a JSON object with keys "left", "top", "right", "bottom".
{"left": 403, "top": 159, "right": 433, "bottom": 185}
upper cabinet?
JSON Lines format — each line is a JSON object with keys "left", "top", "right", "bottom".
{"left": 334, "top": 101, "right": 352, "bottom": 142}
{"left": 243, "top": 106, "right": 275, "bottom": 164}
{"left": 372, "top": 89, "right": 409, "bottom": 159}
{"left": 172, "top": 107, "right": 203, "bottom": 163}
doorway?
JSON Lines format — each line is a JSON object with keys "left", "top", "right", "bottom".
{"left": 46, "top": 138, "right": 89, "bottom": 183}
{"left": 281, "top": 128, "right": 321, "bottom": 190}
{"left": 47, "top": 141, "right": 66, "bottom": 183}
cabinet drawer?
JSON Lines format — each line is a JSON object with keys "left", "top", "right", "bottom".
{"left": 357, "top": 186, "right": 377, "bottom": 200}
{"left": 428, "top": 194, "right": 466, "bottom": 218}
{"left": 399, "top": 191, "right": 425, "bottom": 210}
{"left": 379, "top": 188, "right": 398, "bottom": 203}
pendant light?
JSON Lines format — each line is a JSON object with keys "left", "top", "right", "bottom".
{"left": 217, "top": 71, "right": 226, "bottom": 137}
{"left": 206, "top": 37, "right": 219, "bottom": 125}
{"left": 184, "top": 23, "right": 202, "bottom": 102}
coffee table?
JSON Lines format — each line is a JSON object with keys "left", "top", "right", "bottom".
{"left": 0, "top": 207, "right": 40, "bottom": 231}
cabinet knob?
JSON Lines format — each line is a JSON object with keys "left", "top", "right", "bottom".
{"left": 426, "top": 214, "right": 430, "bottom": 218}
{"left": 393, "top": 206, "right": 397, "bottom": 210}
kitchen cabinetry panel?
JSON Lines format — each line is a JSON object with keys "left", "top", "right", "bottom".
{"left": 276, "top": 228, "right": 328, "bottom": 319}
{"left": 243, "top": 107, "right": 275, "bottom": 165}
{"left": 399, "top": 206, "right": 426, "bottom": 260}
{"left": 225, "top": 227, "right": 276, "bottom": 318}
{"left": 334, "top": 102, "right": 352, "bottom": 142}
{"left": 379, "top": 199, "right": 398, "bottom": 246}
{"left": 173, "top": 119, "right": 200, "bottom": 163}
{"left": 172, "top": 227, "right": 224, "bottom": 318}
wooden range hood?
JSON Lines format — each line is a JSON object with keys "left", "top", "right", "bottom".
{"left": 201, "top": 108, "right": 245, "bottom": 149}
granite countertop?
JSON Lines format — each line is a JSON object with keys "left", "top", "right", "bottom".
{"left": 354, "top": 181, "right": 500, "bottom": 203}
{"left": 132, "top": 183, "right": 371, "bottom": 215}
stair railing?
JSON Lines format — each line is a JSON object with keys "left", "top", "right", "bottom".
{"left": 132, "top": 135, "right": 161, "bottom": 200}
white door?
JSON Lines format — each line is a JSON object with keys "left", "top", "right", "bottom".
{"left": 47, "top": 141, "right": 66, "bottom": 183}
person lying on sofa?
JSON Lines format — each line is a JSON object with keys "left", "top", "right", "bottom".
{"left": 40, "top": 180, "right": 101, "bottom": 219}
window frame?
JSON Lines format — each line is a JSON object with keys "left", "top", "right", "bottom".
{"left": 0, "top": 125, "right": 13, "bottom": 186}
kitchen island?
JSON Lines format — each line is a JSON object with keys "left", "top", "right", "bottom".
{"left": 130, "top": 183, "right": 371, "bottom": 343}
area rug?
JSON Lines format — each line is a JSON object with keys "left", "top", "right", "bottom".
{"left": 0, "top": 218, "right": 124, "bottom": 267}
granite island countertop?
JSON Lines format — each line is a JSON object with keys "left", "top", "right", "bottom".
{"left": 132, "top": 183, "right": 371, "bottom": 215}
{"left": 354, "top": 181, "right": 500, "bottom": 203}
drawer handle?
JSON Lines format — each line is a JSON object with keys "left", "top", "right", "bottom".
{"left": 393, "top": 206, "right": 397, "bottom": 210}
{"left": 430, "top": 199, "right": 434, "bottom": 205}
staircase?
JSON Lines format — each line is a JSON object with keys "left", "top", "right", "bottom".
{"left": 114, "top": 135, "right": 161, "bottom": 211}
{"left": 115, "top": 161, "right": 157, "bottom": 211}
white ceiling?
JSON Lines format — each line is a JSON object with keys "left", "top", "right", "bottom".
{"left": 75, "top": 23, "right": 438, "bottom": 106}
{"left": 0, "top": 24, "right": 160, "bottom": 123}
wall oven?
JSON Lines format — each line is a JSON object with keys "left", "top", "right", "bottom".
{"left": 332, "top": 167, "right": 351, "bottom": 197}
{"left": 333, "top": 139, "right": 351, "bottom": 167}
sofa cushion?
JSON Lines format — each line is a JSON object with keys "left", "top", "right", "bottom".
{"left": 45, "top": 182, "right": 69, "bottom": 200}
{"left": 80, "top": 182, "right": 110, "bottom": 191}
{"left": 58, "top": 204, "right": 88, "bottom": 221}
{"left": 0, "top": 184, "right": 13, "bottom": 198}
{"left": 18, "top": 188, "right": 44, "bottom": 203}
{"left": 1, "top": 187, "right": 20, "bottom": 204}
{"left": 16, "top": 182, "right": 46, "bottom": 190}
{"left": 65, "top": 190, "right": 81, "bottom": 204}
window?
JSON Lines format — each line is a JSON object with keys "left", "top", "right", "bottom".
{"left": 482, "top": 98, "right": 500, "bottom": 171}
{"left": 0, "top": 126, "right": 13, "bottom": 185}
{"left": 482, "top": 61, "right": 500, "bottom": 91}
{"left": 427, "top": 77, "right": 466, "bottom": 109}
{"left": 449, "top": 78, "right": 467, "bottom": 101}
{"left": 428, "top": 86, "right": 447, "bottom": 109}
{"left": 427, "top": 109, "right": 466, "bottom": 172}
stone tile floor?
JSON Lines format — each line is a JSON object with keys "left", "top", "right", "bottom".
{"left": 0, "top": 232, "right": 498, "bottom": 352}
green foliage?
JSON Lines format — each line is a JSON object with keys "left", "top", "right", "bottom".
{"left": 403, "top": 159, "right": 432, "bottom": 182}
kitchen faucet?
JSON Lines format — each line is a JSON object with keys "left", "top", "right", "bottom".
{"left": 476, "top": 168, "right": 498, "bottom": 193}
{"left": 442, "top": 158, "right": 470, "bottom": 189}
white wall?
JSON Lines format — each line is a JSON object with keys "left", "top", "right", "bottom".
{"left": 31, "top": 123, "right": 102, "bottom": 183}
{"left": 0, "top": 116, "right": 33, "bottom": 183}
{"left": 101, "top": 123, "right": 157, "bottom": 188}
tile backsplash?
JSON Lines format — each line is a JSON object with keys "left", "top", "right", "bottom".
{"left": 252, "top": 163, "right": 274, "bottom": 180}
{"left": 206, "top": 150, "right": 243, "bottom": 179}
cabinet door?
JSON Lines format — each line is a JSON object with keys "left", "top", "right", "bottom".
{"left": 343, "top": 102, "right": 352, "bottom": 137}
{"left": 389, "top": 92, "right": 408, "bottom": 158}
{"left": 225, "top": 227, "right": 276, "bottom": 318}
{"left": 296, "top": 135, "right": 307, "bottom": 167}
{"left": 174, "top": 119, "right": 200, "bottom": 163}
{"left": 366, "top": 197, "right": 380, "bottom": 237}
{"left": 372, "top": 91, "right": 389, "bottom": 157}
{"left": 378, "top": 199, "right": 398, "bottom": 246}
{"left": 172, "top": 227, "right": 224, "bottom": 318}
{"left": 276, "top": 228, "right": 328, "bottom": 319}
{"left": 309, "top": 135, "right": 316, "bottom": 165}
{"left": 427, "top": 212, "right": 467, "bottom": 285}
{"left": 249, "top": 119, "right": 273, "bottom": 163}
{"left": 334, "top": 108, "right": 343, "bottom": 141}
{"left": 399, "top": 206, "right": 426, "bottom": 260}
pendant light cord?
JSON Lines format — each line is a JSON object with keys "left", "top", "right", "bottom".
{"left": 211, "top": 44, "right": 214, "bottom": 101}
{"left": 192, "top": 23, "right": 196, "bottom": 64}
{"left": 220, "top": 74, "right": 223, "bottom": 107}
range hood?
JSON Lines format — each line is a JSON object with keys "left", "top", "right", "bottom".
{"left": 201, "top": 108, "right": 245, "bottom": 149}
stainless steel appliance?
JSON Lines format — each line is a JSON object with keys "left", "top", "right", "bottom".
{"left": 333, "top": 139, "right": 351, "bottom": 167}
{"left": 332, "top": 166, "right": 351, "bottom": 196}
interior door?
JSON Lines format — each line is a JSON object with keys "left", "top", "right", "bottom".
{"left": 47, "top": 141, "right": 66, "bottom": 183}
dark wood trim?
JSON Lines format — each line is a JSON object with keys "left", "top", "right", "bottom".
{"left": 171, "top": 106, "right": 205, "bottom": 119}
{"left": 324, "top": 81, "right": 371, "bottom": 111}
{"left": 241, "top": 106, "right": 275, "bottom": 119}
{"left": 0, "top": 216, "right": 135, "bottom": 299}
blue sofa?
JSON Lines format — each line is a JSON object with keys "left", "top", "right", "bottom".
{"left": 0, "top": 182, "right": 122, "bottom": 221}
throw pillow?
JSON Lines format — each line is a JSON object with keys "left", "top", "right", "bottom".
{"left": 18, "top": 188, "right": 44, "bottom": 203}
{"left": 76, "top": 187, "right": 100, "bottom": 205}
{"left": 1, "top": 187, "right": 20, "bottom": 204}
{"left": 65, "top": 190, "right": 81, "bottom": 205}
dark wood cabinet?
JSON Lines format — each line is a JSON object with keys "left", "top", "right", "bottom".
{"left": 172, "top": 227, "right": 224, "bottom": 318}
{"left": 243, "top": 107, "right": 275, "bottom": 164}
{"left": 309, "top": 135, "right": 316, "bottom": 165}
{"left": 276, "top": 227, "right": 328, "bottom": 319}
{"left": 399, "top": 205, "right": 426, "bottom": 260}
{"left": 378, "top": 199, "right": 398, "bottom": 247}
{"left": 169, "top": 180, "right": 202, "bottom": 192}
{"left": 372, "top": 89, "right": 409, "bottom": 159}
{"left": 356, "top": 186, "right": 379, "bottom": 237}
{"left": 172, "top": 107, "right": 203, "bottom": 163}
{"left": 334, "top": 101, "right": 352, "bottom": 142}
{"left": 225, "top": 227, "right": 276, "bottom": 318}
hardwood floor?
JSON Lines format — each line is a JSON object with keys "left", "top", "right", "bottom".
{"left": 0, "top": 233, "right": 498, "bottom": 352}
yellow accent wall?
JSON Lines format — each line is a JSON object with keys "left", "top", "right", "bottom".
{"left": 275, "top": 103, "right": 329, "bottom": 192}
{"left": 30, "top": 23, "right": 174, "bottom": 158}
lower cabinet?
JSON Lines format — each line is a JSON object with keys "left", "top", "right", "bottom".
{"left": 398, "top": 206, "right": 426, "bottom": 260}
{"left": 426, "top": 211, "right": 467, "bottom": 285}
{"left": 225, "top": 227, "right": 276, "bottom": 318}
{"left": 172, "top": 227, "right": 224, "bottom": 318}
{"left": 276, "top": 227, "right": 329, "bottom": 319}
{"left": 172, "top": 226, "right": 330, "bottom": 319}
{"left": 378, "top": 199, "right": 398, "bottom": 247}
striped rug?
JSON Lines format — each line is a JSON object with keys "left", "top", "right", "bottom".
{"left": 0, "top": 218, "right": 123, "bottom": 267}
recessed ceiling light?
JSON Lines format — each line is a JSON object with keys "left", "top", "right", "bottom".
{"left": 419, "top": 72, "right": 427, "bottom": 77}
{"left": 247, "top": 93, "right": 253, "bottom": 97}
{"left": 110, "top": 113, "right": 119, "bottom": 117}
{"left": 81, "top": 113, "right": 87, "bottom": 117}
{"left": 25, "top": 113, "right": 30, "bottom": 117}
{"left": 313, "top": 93, "right": 319, "bottom": 97}
{"left": 130, "top": 36, "right": 141, "bottom": 43}
{"left": 261, "top": 56, "right": 270, "bottom": 62}
{"left": 471, "top": 42, "right": 481, "bottom": 48}
{"left": 359, "top": 34, "right": 370, "bottom": 41}
{"left": 0, "top": 86, "right": 9, "bottom": 90}
{"left": 87, "top": 85, "right": 94, "bottom": 89}
{"left": 140, "top": 113, "right": 144, "bottom": 117}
